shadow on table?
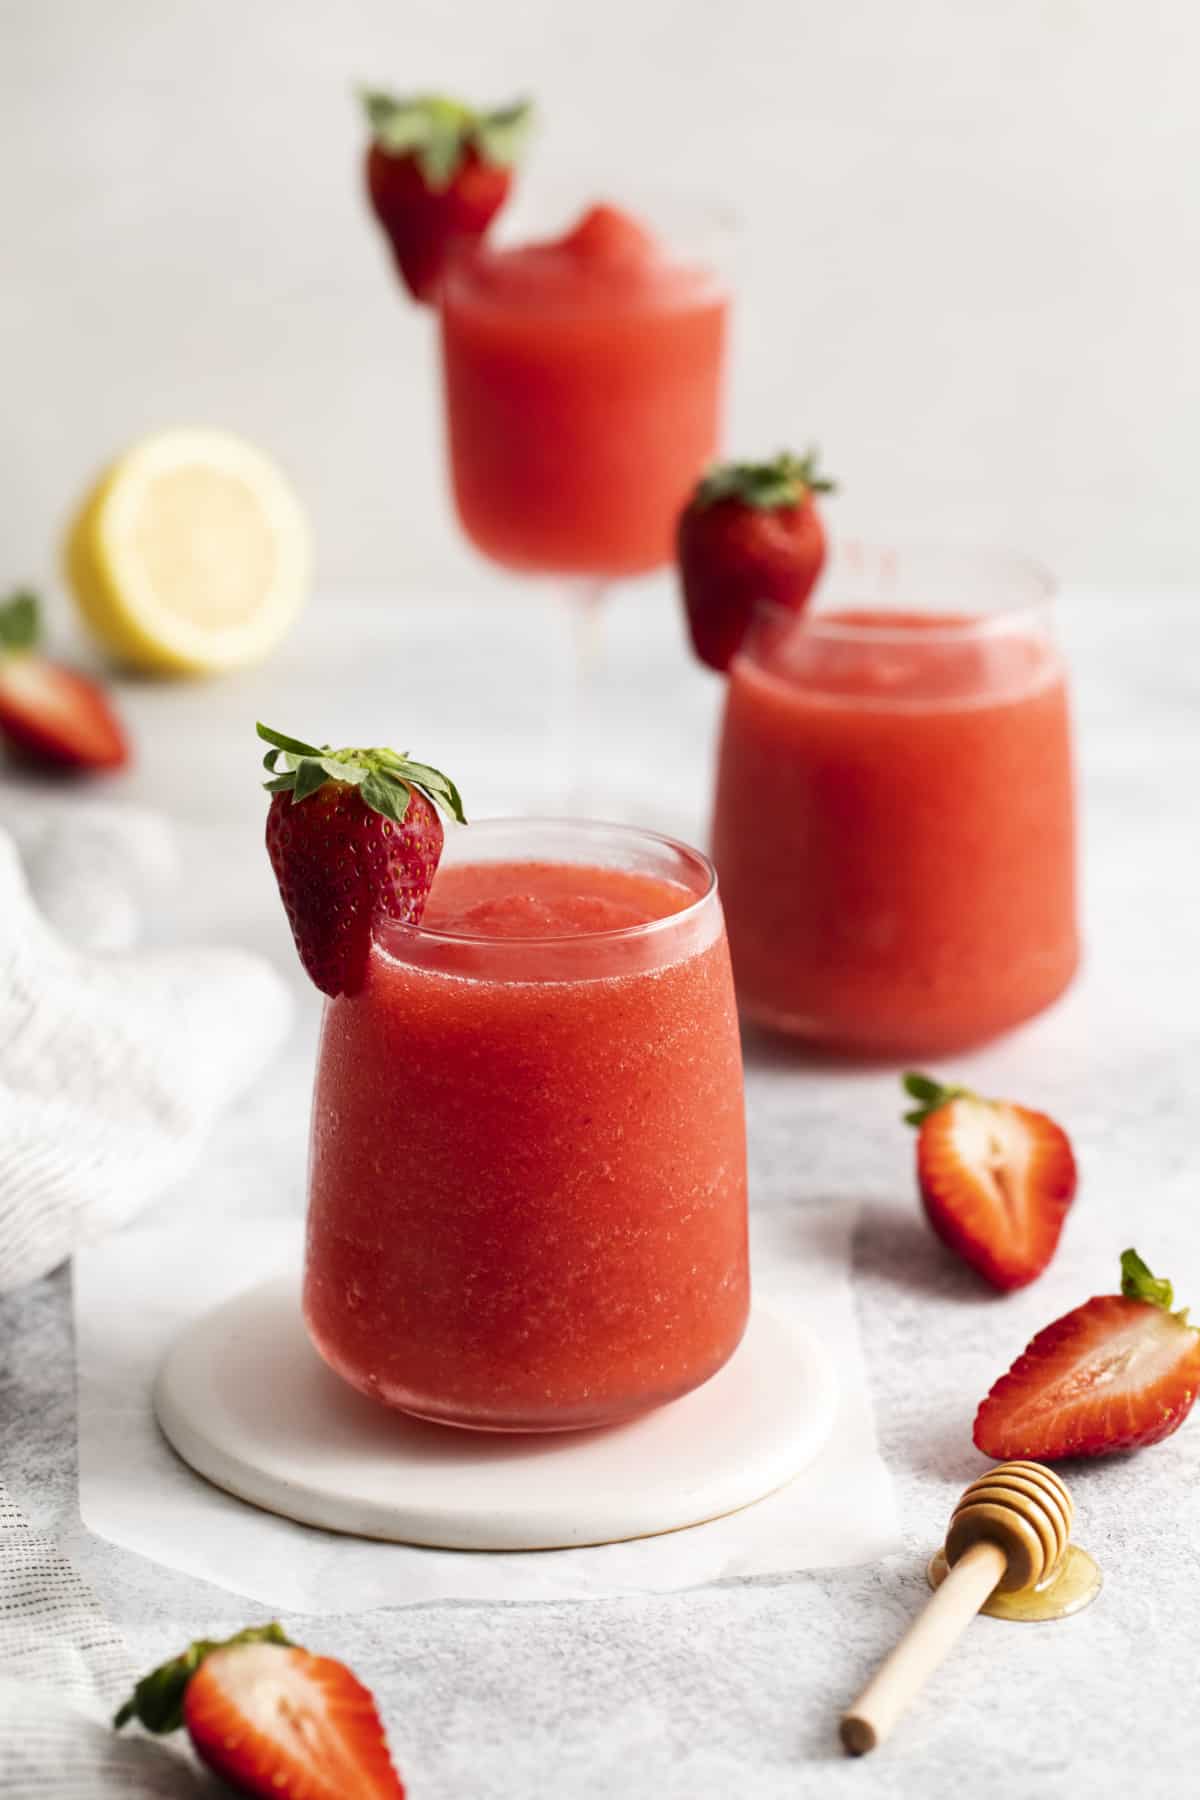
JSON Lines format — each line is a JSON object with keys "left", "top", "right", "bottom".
{"left": 739, "top": 1019, "right": 907, "bottom": 1076}
{"left": 851, "top": 1197, "right": 1000, "bottom": 1309}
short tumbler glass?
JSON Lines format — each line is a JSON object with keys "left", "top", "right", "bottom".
{"left": 303, "top": 819, "right": 750, "bottom": 1431}
{"left": 711, "top": 547, "right": 1080, "bottom": 1056}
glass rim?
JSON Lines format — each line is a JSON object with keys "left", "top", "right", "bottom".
{"left": 441, "top": 190, "right": 734, "bottom": 312}
{"left": 440, "top": 248, "right": 729, "bottom": 315}
{"left": 752, "top": 544, "right": 1057, "bottom": 648}
{"left": 375, "top": 816, "right": 718, "bottom": 950}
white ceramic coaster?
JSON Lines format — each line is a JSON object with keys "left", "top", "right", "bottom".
{"left": 154, "top": 1278, "right": 837, "bottom": 1552}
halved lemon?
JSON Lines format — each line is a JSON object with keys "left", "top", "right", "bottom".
{"left": 65, "top": 428, "right": 312, "bottom": 676}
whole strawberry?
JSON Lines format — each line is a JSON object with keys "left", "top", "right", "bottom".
{"left": 362, "top": 89, "right": 533, "bottom": 303}
{"left": 259, "top": 723, "right": 465, "bottom": 998}
{"left": 903, "top": 1072, "right": 1077, "bottom": 1292}
{"left": 0, "top": 588, "right": 129, "bottom": 772}
{"left": 975, "top": 1249, "right": 1200, "bottom": 1461}
{"left": 114, "top": 1622, "right": 406, "bottom": 1798}
{"left": 676, "top": 449, "right": 835, "bottom": 672}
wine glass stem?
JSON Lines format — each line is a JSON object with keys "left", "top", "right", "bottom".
{"left": 565, "top": 578, "right": 609, "bottom": 814}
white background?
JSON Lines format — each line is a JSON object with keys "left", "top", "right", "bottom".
{"left": 2, "top": 0, "right": 1197, "bottom": 595}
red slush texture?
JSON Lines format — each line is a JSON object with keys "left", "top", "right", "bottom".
{"left": 711, "top": 612, "right": 1079, "bottom": 1054}
{"left": 439, "top": 204, "right": 727, "bottom": 576}
{"left": 303, "top": 860, "right": 749, "bottom": 1430}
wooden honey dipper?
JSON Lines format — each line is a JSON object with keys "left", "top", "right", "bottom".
{"left": 841, "top": 1461, "right": 1100, "bottom": 1755}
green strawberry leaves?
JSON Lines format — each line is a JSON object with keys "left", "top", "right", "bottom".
{"left": 0, "top": 589, "right": 40, "bottom": 655}
{"left": 257, "top": 723, "right": 467, "bottom": 826}
{"left": 374, "top": 752, "right": 463, "bottom": 822}
{"left": 693, "top": 449, "right": 836, "bottom": 513}
{"left": 360, "top": 89, "right": 534, "bottom": 189}
{"left": 113, "top": 1623, "right": 292, "bottom": 1734}
{"left": 255, "top": 724, "right": 321, "bottom": 759}
{"left": 901, "top": 1070, "right": 974, "bottom": 1127}
{"left": 474, "top": 100, "right": 536, "bottom": 169}
{"left": 1120, "top": 1249, "right": 1180, "bottom": 1315}
{"left": 292, "top": 753, "right": 347, "bottom": 803}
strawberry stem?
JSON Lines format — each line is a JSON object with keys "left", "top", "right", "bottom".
{"left": 1120, "top": 1248, "right": 1178, "bottom": 1313}
{"left": 256, "top": 722, "right": 466, "bottom": 825}
{"left": 692, "top": 449, "right": 836, "bottom": 513}
{"left": 901, "top": 1070, "right": 974, "bottom": 1126}
{"left": 359, "top": 89, "right": 534, "bottom": 187}
{"left": 113, "top": 1623, "right": 292, "bottom": 1734}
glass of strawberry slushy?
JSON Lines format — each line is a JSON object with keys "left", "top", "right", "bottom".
{"left": 303, "top": 819, "right": 749, "bottom": 1431}
{"left": 711, "top": 547, "right": 1079, "bottom": 1055}
{"left": 438, "top": 201, "right": 729, "bottom": 802}
{"left": 439, "top": 202, "right": 727, "bottom": 579}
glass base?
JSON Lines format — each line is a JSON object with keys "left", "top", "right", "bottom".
{"left": 309, "top": 1313, "right": 751, "bottom": 1436}
{"left": 738, "top": 953, "right": 1080, "bottom": 1060}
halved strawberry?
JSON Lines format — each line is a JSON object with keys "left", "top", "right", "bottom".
{"left": 676, "top": 450, "right": 835, "bottom": 672}
{"left": 0, "top": 589, "right": 128, "bottom": 771}
{"left": 903, "top": 1072, "right": 1077, "bottom": 1292}
{"left": 975, "top": 1249, "right": 1200, "bottom": 1460}
{"left": 259, "top": 722, "right": 465, "bottom": 998}
{"left": 114, "top": 1623, "right": 405, "bottom": 1798}
{"left": 362, "top": 89, "right": 533, "bottom": 302}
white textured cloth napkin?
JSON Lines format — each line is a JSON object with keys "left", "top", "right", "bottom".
{"left": 0, "top": 1480, "right": 209, "bottom": 1796}
{"left": 0, "top": 803, "right": 292, "bottom": 1292}
{"left": 0, "top": 798, "right": 289, "bottom": 1791}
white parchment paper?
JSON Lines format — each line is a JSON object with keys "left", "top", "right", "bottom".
{"left": 73, "top": 1204, "right": 898, "bottom": 1613}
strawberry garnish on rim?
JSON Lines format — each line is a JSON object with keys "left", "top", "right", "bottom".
{"left": 903, "top": 1071, "right": 1077, "bottom": 1293}
{"left": 259, "top": 722, "right": 465, "bottom": 999}
{"left": 675, "top": 449, "right": 835, "bottom": 673}
{"left": 0, "top": 588, "right": 129, "bottom": 772}
{"left": 362, "top": 89, "right": 533, "bottom": 303}
{"left": 114, "top": 1622, "right": 406, "bottom": 1798}
{"left": 974, "top": 1249, "right": 1200, "bottom": 1461}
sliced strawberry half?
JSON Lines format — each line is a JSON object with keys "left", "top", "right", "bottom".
{"left": 975, "top": 1249, "right": 1200, "bottom": 1460}
{"left": 114, "top": 1623, "right": 405, "bottom": 1798}
{"left": 185, "top": 1641, "right": 405, "bottom": 1798}
{"left": 903, "top": 1072, "right": 1077, "bottom": 1292}
{"left": 259, "top": 722, "right": 465, "bottom": 999}
{"left": 0, "top": 588, "right": 128, "bottom": 771}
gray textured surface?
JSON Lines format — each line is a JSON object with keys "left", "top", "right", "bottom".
{"left": 2, "top": 578, "right": 1198, "bottom": 1796}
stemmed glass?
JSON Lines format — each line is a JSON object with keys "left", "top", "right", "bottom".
{"left": 434, "top": 189, "right": 733, "bottom": 803}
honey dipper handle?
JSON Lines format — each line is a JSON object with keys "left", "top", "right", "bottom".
{"left": 840, "top": 1539, "right": 1007, "bottom": 1755}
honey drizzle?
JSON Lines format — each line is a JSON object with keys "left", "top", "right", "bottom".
{"left": 927, "top": 1543, "right": 1102, "bottom": 1621}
